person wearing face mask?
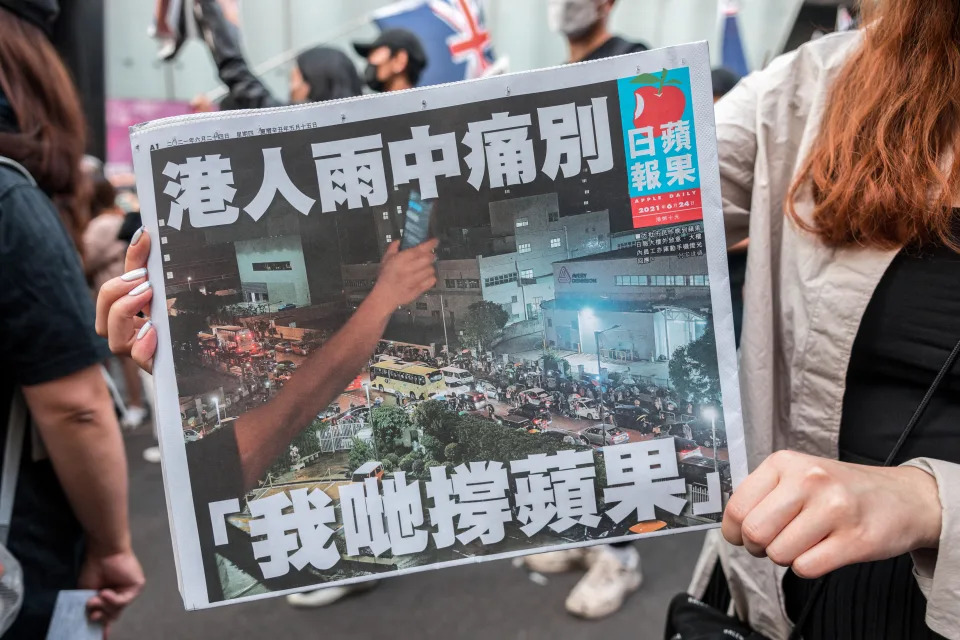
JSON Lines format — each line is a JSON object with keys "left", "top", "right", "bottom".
{"left": 189, "top": 0, "right": 362, "bottom": 111}
{"left": 548, "top": 0, "right": 647, "bottom": 64}
{"left": 352, "top": 28, "right": 428, "bottom": 93}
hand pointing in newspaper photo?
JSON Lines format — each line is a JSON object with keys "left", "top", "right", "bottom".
{"left": 225, "top": 236, "right": 438, "bottom": 490}
{"left": 96, "top": 226, "right": 157, "bottom": 373}
{"left": 370, "top": 239, "right": 440, "bottom": 309}
{"left": 721, "top": 450, "right": 942, "bottom": 579}
{"left": 94, "top": 227, "right": 439, "bottom": 491}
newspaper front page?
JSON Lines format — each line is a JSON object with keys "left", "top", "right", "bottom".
{"left": 130, "top": 41, "right": 746, "bottom": 609}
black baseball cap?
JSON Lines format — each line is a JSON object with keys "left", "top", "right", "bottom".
{"left": 0, "top": 0, "right": 59, "bottom": 36}
{"left": 353, "top": 28, "right": 427, "bottom": 67}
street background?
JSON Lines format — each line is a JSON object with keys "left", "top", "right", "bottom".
{"left": 114, "top": 426, "right": 705, "bottom": 639}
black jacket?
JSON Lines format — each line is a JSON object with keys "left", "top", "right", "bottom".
{"left": 194, "top": 0, "right": 362, "bottom": 111}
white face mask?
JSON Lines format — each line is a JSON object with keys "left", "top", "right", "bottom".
{"left": 547, "top": 0, "right": 601, "bottom": 38}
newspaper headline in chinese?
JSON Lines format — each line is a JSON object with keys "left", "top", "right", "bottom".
{"left": 131, "top": 41, "right": 746, "bottom": 609}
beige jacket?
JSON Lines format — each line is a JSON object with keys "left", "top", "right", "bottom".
{"left": 688, "top": 31, "right": 960, "bottom": 639}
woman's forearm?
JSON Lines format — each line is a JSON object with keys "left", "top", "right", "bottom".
{"left": 234, "top": 289, "right": 395, "bottom": 490}
{"left": 23, "top": 366, "right": 132, "bottom": 555}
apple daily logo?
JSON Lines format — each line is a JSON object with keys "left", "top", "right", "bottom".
{"left": 619, "top": 66, "right": 701, "bottom": 207}
{"left": 630, "top": 68, "right": 687, "bottom": 133}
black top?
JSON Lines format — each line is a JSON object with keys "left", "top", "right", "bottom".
{"left": 186, "top": 425, "right": 336, "bottom": 603}
{"left": 839, "top": 241, "right": 960, "bottom": 466}
{"left": 193, "top": 0, "right": 281, "bottom": 110}
{"left": 784, "top": 240, "right": 960, "bottom": 639}
{"left": 0, "top": 163, "right": 110, "bottom": 638}
{"left": 186, "top": 425, "right": 244, "bottom": 603}
{"left": 581, "top": 36, "right": 648, "bottom": 62}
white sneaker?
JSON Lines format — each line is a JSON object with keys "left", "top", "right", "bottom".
{"left": 522, "top": 547, "right": 597, "bottom": 574}
{"left": 565, "top": 545, "right": 642, "bottom": 620}
{"left": 286, "top": 580, "right": 379, "bottom": 608}
{"left": 121, "top": 406, "right": 148, "bottom": 429}
{"left": 142, "top": 446, "right": 161, "bottom": 464}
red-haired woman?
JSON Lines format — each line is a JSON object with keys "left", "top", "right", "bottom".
{"left": 690, "top": 0, "right": 960, "bottom": 638}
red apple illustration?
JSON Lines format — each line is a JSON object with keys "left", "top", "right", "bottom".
{"left": 630, "top": 68, "right": 687, "bottom": 133}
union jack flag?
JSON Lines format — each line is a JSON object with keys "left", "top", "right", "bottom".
{"left": 372, "top": 0, "right": 500, "bottom": 87}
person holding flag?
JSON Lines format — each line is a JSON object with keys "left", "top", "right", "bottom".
{"left": 188, "top": 0, "right": 362, "bottom": 111}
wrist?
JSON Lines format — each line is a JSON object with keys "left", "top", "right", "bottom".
{"left": 898, "top": 466, "right": 942, "bottom": 549}
{"left": 86, "top": 532, "right": 133, "bottom": 558}
{"left": 364, "top": 286, "right": 398, "bottom": 317}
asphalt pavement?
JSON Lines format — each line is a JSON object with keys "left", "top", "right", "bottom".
{"left": 112, "top": 426, "right": 708, "bottom": 640}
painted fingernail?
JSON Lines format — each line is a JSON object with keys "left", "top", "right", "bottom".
{"left": 137, "top": 321, "right": 153, "bottom": 341}
{"left": 130, "top": 226, "right": 145, "bottom": 246}
{"left": 128, "top": 281, "right": 152, "bottom": 297}
{"left": 120, "top": 268, "right": 147, "bottom": 282}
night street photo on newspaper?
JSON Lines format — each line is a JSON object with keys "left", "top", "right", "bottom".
{"left": 131, "top": 41, "right": 746, "bottom": 609}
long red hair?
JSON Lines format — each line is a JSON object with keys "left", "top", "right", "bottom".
{"left": 787, "top": 0, "right": 960, "bottom": 250}
{"left": 0, "top": 9, "right": 89, "bottom": 252}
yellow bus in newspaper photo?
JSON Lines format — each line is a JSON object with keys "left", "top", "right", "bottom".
{"left": 369, "top": 360, "right": 447, "bottom": 400}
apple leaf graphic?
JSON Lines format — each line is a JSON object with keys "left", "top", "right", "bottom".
{"left": 630, "top": 73, "right": 662, "bottom": 84}
{"left": 630, "top": 68, "right": 684, "bottom": 96}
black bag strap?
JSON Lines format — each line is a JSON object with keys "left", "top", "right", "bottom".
{"left": 788, "top": 336, "right": 960, "bottom": 639}
{"left": 0, "top": 157, "right": 34, "bottom": 547}
{"left": 0, "top": 392, "right": 26, "bottom": 546}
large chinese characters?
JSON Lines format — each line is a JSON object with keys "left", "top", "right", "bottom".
{"left": 208, "top": 439, "right": 723, "bottom": 581}
{"left": 159, "top": 97, "right": 615, "bottom": 231}
{"left": 627, "top": 119, "right": 695, "bottom": 192}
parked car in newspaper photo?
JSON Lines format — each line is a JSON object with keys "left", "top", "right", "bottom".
{"left": 290, "top": 342, "right": 311, "bottom": 356}
{"left": 569, "top": 396, "right": 602, "bottom": 420}
{"left": 476, "top": 379, "right": 499, "bottom": 399}
{"left": 508, "top": 403, "right": 551, "bottom": 427}
{"left": 579, "top": 424, "right": 630, "bottom": 447}
{"left": 441, "top": 366, "right": 475, "bottom": 389}
{"left": 458, "top": 391, "right": 489, "bottom": 411}
{"left": 497, "top": 414, "right": 539, "bottom": 434}
{"left": 612, "top": 404, "right": 654, "bottom": 431}
{"left": 540, "top": 429, "right": 580, "bottom": 447}
{"left": 689, "top": 420, "right": 727, "bottom": 448}
{"left": 517, "top": 387, "right": 552, "bottom": 408}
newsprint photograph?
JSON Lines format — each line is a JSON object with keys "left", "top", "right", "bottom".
{"left": 131, "top": 41, "right": 746, "bottom": 609}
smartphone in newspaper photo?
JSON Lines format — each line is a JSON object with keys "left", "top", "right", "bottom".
{"left": 400, "top": 190, "right": 435, "bottom": 250}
